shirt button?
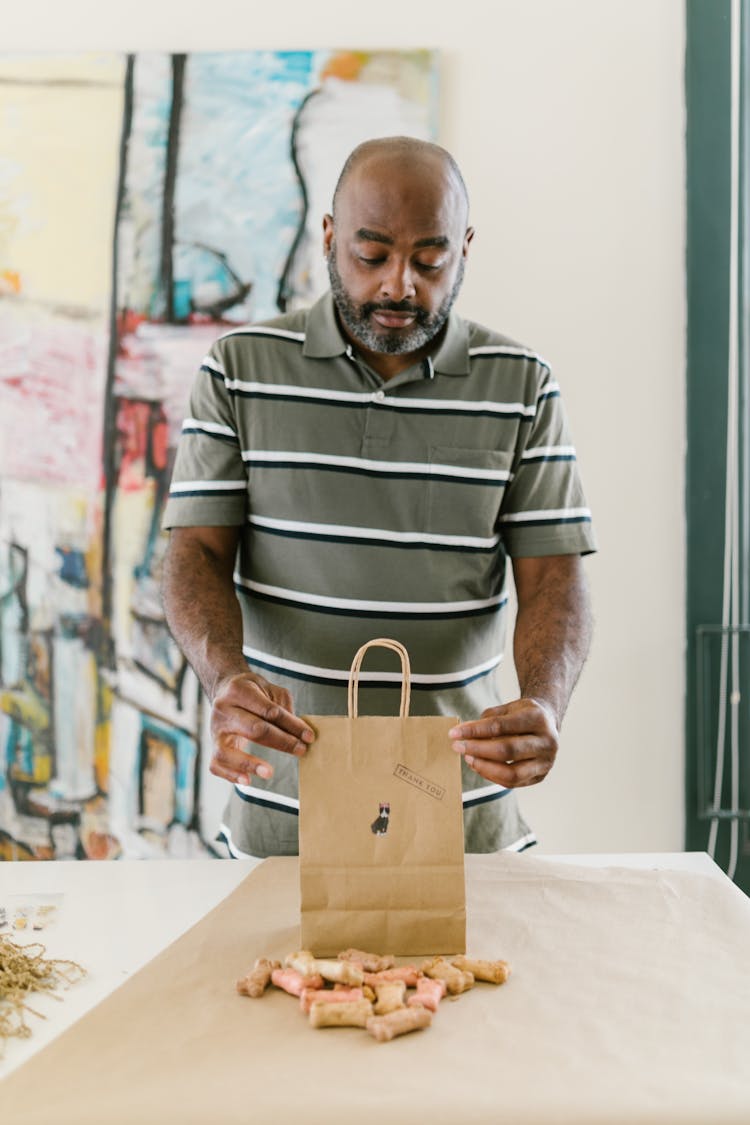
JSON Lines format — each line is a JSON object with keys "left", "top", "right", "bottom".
{"left": 373, "top": 390, "right": 385, "bottom": 403}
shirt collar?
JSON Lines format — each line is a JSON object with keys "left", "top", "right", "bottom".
{"left": 303, "top": 292, "right": 349, "bottom": 358}
{"left": 303, "top": 290, "right": 471, "bottom": 376}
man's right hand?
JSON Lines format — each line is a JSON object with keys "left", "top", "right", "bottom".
{"left": 209, "top": 672, "right": 315, "bottom": 785}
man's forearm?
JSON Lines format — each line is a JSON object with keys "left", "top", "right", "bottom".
{"left": 162, "top": 531, "right": 248, "bottom": 701}
{"left": 513, "top": 557, "right": 593, "bottom": 729}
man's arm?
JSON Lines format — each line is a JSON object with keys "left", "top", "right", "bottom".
{"left": 162, "top": 526, "right": 314, "bottom": 785}
{"left": 448, "top": 554, "right": 592, "bottom": 787}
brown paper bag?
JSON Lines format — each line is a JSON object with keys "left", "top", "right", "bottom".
{"left": 299, "top": 637, "right": 466, "bottom": 956}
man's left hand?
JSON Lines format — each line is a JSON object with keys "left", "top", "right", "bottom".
{"left": 449, "top": 699, "right": 559, "bottom": 788}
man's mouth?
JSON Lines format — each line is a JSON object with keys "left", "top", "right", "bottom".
{"left": 371, "top": 309, "right": 418, "bottom": 329}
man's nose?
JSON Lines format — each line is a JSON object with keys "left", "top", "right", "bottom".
{"left": 379, "top": 258, "right": 416, "bottom": 302}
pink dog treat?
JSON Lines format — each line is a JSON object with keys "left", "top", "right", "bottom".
{"left": 271, "top": 967, "right": 324, "bottom": 997}
{"left": 363, "top": 966, "right": 421, "bottom": 988}
{"left": 300, "top": 987, "right": 363, "bottom": 1014}
{"left": 407, "top": 976, "right": 446, "bottom": 1013}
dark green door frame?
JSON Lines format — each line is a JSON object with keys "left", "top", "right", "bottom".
{"left": 685, "top": 0, "right": 750, "bottom": 890}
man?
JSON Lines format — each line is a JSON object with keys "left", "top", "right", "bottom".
{"left": 161, "top": 136, "right": 595, "bottom": 858}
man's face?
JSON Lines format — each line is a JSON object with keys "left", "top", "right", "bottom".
{"left": 324, "top": 154, "right": 473, "bottom": 360}
{"left": 327, "top": 246, "right": 465, "bottom": 356}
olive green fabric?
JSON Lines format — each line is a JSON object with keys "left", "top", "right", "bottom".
{"left": 163, "top": 292, "right": 596, "bottom": 856}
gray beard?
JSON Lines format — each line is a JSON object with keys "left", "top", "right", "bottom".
{"left": 327, "top": 248, "right": 464, "bottom": 356}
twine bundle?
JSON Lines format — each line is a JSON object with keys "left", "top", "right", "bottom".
{"left": 0, "top": 934, "right": 86, "bottom": 1053}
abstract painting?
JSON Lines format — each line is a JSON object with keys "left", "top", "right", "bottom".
{"left": 0, "top": 49, "right": 438, "bottom": 859}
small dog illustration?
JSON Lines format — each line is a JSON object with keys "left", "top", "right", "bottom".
{"left": 370, "top": 802, "right": 390, "bottom": 836}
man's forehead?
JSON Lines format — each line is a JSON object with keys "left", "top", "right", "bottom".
{"left": 335, "top": 154, "right": 466, "bottom": 234}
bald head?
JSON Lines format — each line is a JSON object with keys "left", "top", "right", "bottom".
{"left": 332, "top": 136, "right": 469, "bottom": 224}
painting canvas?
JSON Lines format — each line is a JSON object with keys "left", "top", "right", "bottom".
{"left": 0, "top": 49, "right": 438, "bottom": 860}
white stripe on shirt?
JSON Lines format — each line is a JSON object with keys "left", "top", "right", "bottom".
{"left": 182, "top": 417, "right": 237, "bottom": 439}
{"left": 218, "top": 326, "right": 306, "bottom": 342}
{"left": 223, "top": 379, "right": 535, "bottom": 417}
{"left": 468, "top": 345, "right": 549, "bottom": 368}
{"left": 503, "top": 831, "right": 537, "bottom": 852}
{"left": 201, "top": 355, "right": 226, "bottom": 376}
{"left": 169, "top": 479, "right": 245, "bottom": 493}
{"left": 248, "top": 514, "right": 500, "bottom": 550}
{"left": 500, "top": 506, "right": 591, "bottom": 523}
{"left": 241, "top": 644, "right": 503, "bottom": 686}
{"left": 520, "top": 445, "right": 576, "bottom": 461}
{"left": 234, "top": 574, "right": 507, "bottom": 616}
{"left": 462, "top": 783, "right": 509, "bottom": 806}
{"left": 241, "top": 450, "right": 512, "bottom": 483}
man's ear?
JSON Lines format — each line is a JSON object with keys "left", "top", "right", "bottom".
{"left": 323, "top": 214, "right": 334, "bottom": 257}
{"left": 463, "top": 226, "right": 475, "bottom": 257}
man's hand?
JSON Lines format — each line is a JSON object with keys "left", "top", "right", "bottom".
{"left": 209, "top": 672, "right": 315, "bottom": 786}
{"left": 162, "top": 526, "right": 316, "bottom": 786}
{"left": 449, "top": 553, "right": 592, "bottom": 790}
{"left": 449, "top": 698, "right": 559, "bottom": 788}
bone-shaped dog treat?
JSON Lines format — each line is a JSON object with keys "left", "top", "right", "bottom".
{"left": 314, "top": 958, "right": 364, "bottom": 986}
{"left": 421, "top": 957, "right": 474, "bottom": 994}
{"left": 366, "top": 1006, "right": 432, "bottom": 1042}
{"left": 285, "top": 950, "right": 317, "bottom": 976}
{"left": 363, "top": 966, "right": 420, "bottom": 988}
{"left": 334, "top": 980, "right": 376, "bottom": 1001}
{"left": 407, "top": 976, "right": 446, "bottom": 1012}
{"left": 286, "top": 950, "right": 364, "bottom": 986}
{"left": 338, "top": 948, "right": 396, "bottom": 972}
{"left": 300, "top": 986, "right": 363, "bottom": 1014}
{"left": 451, "top": 955, "right": 510, "bottom": 984}
{"left": 373, "top": 979, "right": 406, "bottom": 1015}
{"left": 236, "top": 958, "right": 281, "bottom": 998}
{"left": 271, "top": 966, "right": 324, "bottom": 997}
{"left": 309, "top": 998, "right": 374, "bottom": 1028}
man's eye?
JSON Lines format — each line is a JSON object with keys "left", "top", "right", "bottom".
{"left": 416, "top": 261, "right": 444, "bottom": 272}
{"left": 358, "top": 256, "right": 385, "bottom": 266}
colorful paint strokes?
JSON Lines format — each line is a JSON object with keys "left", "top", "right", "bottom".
{"left": 0, "top": 49, "right": 438, "bottom": 860}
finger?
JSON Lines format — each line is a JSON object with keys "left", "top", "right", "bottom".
{"left": 268, "top": 685, "right": 295, "bottom": 714}
{"left": 453, "top": 734, "right": 548, "bottom": 764}
{"left": 210, "top": 752, "right": 274, "bottom": 785}
{"left": 449, "top": 708, "right": 548, "bottom": 743}
{"left": 222, "top": 678, "right": 315, "bottom": 743}
{"left": 463, "top": 754, "right": 550, "bottom": 788}
{"left": 214, "top": 712, "right": 309, "bottom": 758}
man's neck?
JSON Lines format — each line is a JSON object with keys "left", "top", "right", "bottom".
{"left": 339, "top": 323, "right": 443, "bottom": 382}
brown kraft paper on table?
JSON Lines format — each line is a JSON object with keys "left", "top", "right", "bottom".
{"left": 2, "top": 854, "right": 750, "bottom": 1125}
{"left": 298, "top": 638, "right": 466, "bottom": 956}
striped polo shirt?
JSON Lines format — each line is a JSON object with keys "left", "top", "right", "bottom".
{"left": 163, "top": 291, "right": 596, "bottom": 858}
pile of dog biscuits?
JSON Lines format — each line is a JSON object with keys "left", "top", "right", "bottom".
{"left": 237, "top": 947, "right": 510, "bottom": 1043}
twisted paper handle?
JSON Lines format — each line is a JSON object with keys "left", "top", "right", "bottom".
{"left": 347, "top": 637, "right": 411, "bottom": 719}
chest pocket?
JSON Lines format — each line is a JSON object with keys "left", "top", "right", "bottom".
{"left": 426, "top": 445, "right": 513, "bottom": 540}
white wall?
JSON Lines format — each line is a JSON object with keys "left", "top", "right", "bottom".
{"left": 5, "top": 0, "right": 687, "bottom": 854}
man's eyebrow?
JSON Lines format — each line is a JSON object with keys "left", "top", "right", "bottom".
{"left": 414, "top": 236, "right": 451, "bottom": 250}
{"left": 354, "top": 228, "right": 451, "bottom": 251}
{"left": 354, "top": 228, "right": 393, "bottom": 245}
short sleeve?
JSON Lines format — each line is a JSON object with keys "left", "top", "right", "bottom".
{"left": 498, "top": 366, "right": 597, "bottom": 557}
{"left": 161, "top": 343, "right": 247, "bottom": 529}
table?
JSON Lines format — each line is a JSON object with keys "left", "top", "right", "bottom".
{"left": 0, "top": 850, "right": 727, "bottom": 1079}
